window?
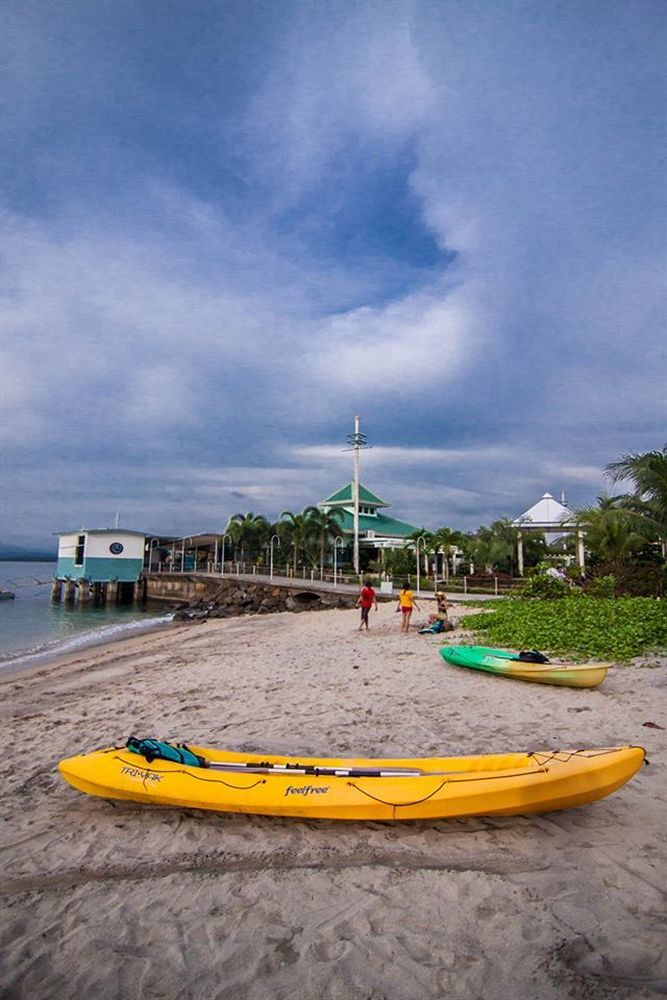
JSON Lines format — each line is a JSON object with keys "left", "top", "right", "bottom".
{"left": 74, "top": 535, "right": 85, "bottom": 566}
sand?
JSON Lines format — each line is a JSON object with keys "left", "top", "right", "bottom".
{"left": 1, "top": 599, "right": 665, "bottom": 1000}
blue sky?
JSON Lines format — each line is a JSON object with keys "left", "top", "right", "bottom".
{"left": 2, "top": 0, "right": 665, "bottom": 551}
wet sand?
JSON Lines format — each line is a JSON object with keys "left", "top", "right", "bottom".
{"left": 1, "top": 601, "right": 665, "bottom": 999}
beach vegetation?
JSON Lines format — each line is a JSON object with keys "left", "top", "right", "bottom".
{"left": 606, "top": 444, "right": 667, "bottom": 543}
{"left": 381, "top": 547, "right": 420, "bottom": 579}
{"left": 302, "top": 506, "right": 346, "bottom": 579}
{"left": 565, "top": 444, "right": 667, "bottom": 596}
{"left": 430, "top": 525, "right": 457, "bottom": 581}
{"left": 518, "top": 568, "right": 573, "bottom": 600}
{"left": 461, "top": 519, "right": 547, "bottom": 576}
{"left": 586, "top": 575, "right": 616, "bottom": 599}
{"left": 225, "top": 512, "right": 270, "bottom": 563}
{"left": 573, "top": 494, "right": 651, "bottom": 562}
{"left": 279, "top": 510, "right": 313, "bottom": 572}
{"left": 464, "top": 596, "right": 667, "bottom": 660}
{"left": 404, "top": 530, "right": 434, "bottom": 575}
{"left": 583, "top": 557, "right": 665, "bottom": 598}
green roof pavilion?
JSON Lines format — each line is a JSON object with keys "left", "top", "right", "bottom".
{"left": 318, "top": 482, "right": 419, "bottom": 549}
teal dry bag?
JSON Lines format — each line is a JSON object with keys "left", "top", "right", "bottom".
{"left": 126, "top": 737, "right": 207, "bottom": 768}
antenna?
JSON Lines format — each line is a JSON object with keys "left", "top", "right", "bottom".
{"left": 115, "top": 511, "right": 121, "bottom": 529}
{"left": 345, "top": 416, "right": 370, "bottom": 574}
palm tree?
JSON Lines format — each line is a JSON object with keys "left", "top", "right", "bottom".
{"left": 404, "top": 529, "right": 434, "bottom": 576}
{"left": 574, "top": 494, "right": 650, "bottom": 562}
{"left": 431, "top": 526, "right": 456, "bottom": 582}
{"left": 606, "top": 445, "right": 667, "bottom": 547}
{"left": 225, "top": 512, "right": 270, "bottom": 564}
{"left": 453, "top": 531, "right": 477, "bottom": 573}
{"left": 302, "top": 506, "right": 345, "bottom": 579}
{"left": 470, "top": 519, "right": 517, "bottom": 574}
{"left": 280, "top": 510, "right": 314, "bottom": 572}
{"left": 382, "top": 546, "right": 415, "bottom": 579}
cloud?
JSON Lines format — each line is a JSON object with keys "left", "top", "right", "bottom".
{"left": 242, "top": 4, "right": 436, "bottom": 197}
{"left": 309, "top": 278, "right": 481, "bottom": 393}
{"left": 1, "top": 0, "right": 664, "bottom": 550}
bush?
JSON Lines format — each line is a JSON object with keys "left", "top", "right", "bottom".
{"left": 586, "top": 575, "right": 616, "bottom": 599}
{"left": 584, "top": 561, "right": 666, "bottom": 598}
{"left": 518, "top": 574, "right": 572, "bottom": 600}
{"left": 464, "top": 596, "right": 667, "bottom": 660}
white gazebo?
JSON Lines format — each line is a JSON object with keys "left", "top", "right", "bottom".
{"left": 511, "top": 493, "right": 585, "bottom": 575}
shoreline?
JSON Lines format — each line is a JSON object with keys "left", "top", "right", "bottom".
{"left": 0, "top": 616, "right": 182, "bottom": 684}
{"left": 2, "top": 601, "right": 665, "bottom": 999}
{"left": 0, "top": 610, "right": 175, "bottom": 680}
{"left": 0, "top": 579, "right": 473, "bottom": 683}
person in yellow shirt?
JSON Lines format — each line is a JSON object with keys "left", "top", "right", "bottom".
{"left": 396, "top": 582, "right": 420, "bottom": 633}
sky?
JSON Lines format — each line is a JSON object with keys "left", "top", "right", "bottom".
{"left": 1, "top": 0, "right": 665, "bottom": 552}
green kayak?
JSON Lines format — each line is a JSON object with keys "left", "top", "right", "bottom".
{"left": 439, "top": 646, "right": 609, "bottom": 688}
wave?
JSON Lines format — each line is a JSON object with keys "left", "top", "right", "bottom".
{"left": 0, "top": 613, "right": 174, "bottom": 675}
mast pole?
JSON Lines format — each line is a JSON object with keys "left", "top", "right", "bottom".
{"left": 353, "top": 415, "right": 360, "bottom": 574}
{"left": 345, "top": 416, "right": 368, "bottom": 576}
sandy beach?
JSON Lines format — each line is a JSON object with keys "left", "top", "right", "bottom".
{"left": 1, "top": 599, "right": 665, "bottom": 1000}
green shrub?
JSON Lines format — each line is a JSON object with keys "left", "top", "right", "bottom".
{"left": 584, "top": 561, "right": 666, "bottom": 597}
{"left": 586, "top": 575, "right": 616, "bottom": 599}
{"left": 465, "top": 597, "right": 667, "bottom": 660}
{"left": 518, "top": 574, "right": 572, "bottom": 600}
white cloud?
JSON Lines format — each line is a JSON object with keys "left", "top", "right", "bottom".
{"left": 2, "top": 1, "right": 664, "bottom": 550}
{"left": 310, "top": 280, "right": 481, "bottom": 392}
{"left": 243, "top": 7, "right": 436, "bottom": 197}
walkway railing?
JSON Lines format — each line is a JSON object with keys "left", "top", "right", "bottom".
{"left": 145, "top": 560, "right": 514, "bottom": 596}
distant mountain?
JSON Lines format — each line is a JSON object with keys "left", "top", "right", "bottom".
{"left": 0, "top": 544, "right": 56, "bottom": 561}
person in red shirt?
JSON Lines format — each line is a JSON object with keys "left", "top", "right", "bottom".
{"left": 356, "top": 579, "right": 378, "bottom": 631}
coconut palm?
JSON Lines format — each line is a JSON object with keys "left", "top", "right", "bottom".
{"left": 430, "top": 526, "right": 456, "bottom": 581}
{"left": 302, "top": 506, "right": 345, "bottom": 578}
{"left": 574, "top": 494, "right": 649, "bottom": 562}
{"left": 280, "top": 510, "right": 314, "bottom": 572}
{"left": 225, "top": 512, "right": 270, "bottom": 563}
{"left": 606, "top": 445, "right": 667, "bottom": 544}
{"left": 382, "top": 546, "right": 416, "bottom": 580}
{"left": 470, "top": 519, "right": 518, "bottom": 574}
{"left": 404, "top": 529, "right": 433, "bottom": 576}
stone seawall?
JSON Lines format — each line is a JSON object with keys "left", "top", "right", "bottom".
{"left": 144, "top": 573, "right": 357, "bottom": 620}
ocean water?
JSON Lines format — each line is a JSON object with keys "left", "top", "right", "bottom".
{"left": 0, "top": 561, "right": 172, "bottom": 673}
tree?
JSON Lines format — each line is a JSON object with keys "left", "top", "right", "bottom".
{"left": 574, "top": 494, "right": 650, "bottom": 563}
{"left": 467, "top": 519, "right": 520, "bottom": 574}
{"left": 430, "top": 526, "right": 456, "bottom": 581}
{"left": 381, "top": 547, "right": 416, "bottom": 580}
{"left": 225, "top": 512, "right": 270, "bottom": 563}
{"left": 280, "top": 510, "right": 314, "bottom": 572}
{"left": 404, "top": 529, "right": 433, "bottom": 576}
{"left": 606, "top": 445, "right": 667, "bottom": 547}
{"left": 452, "top": 531, "right": 477, "bottom": 573}
{"left": 302, "top": 506, "right": 345, "bottom": 578}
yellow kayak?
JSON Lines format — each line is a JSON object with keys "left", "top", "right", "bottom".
{"left": 58, "top": 740, "right": 645, "bottom": 821}
{"left": 440, "top": 646, "right": 610, "bottom": 688}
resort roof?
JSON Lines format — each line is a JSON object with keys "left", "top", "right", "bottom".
{"left": 329, "top": 509, "right": 419, "bottom": 539}
{"left": 320, "top": 482, "right": 389, "bottom": 508}
{"left": 170, "top": 533, "right": 231, "bottom": 547}
{"left": 512, "top": 493, "right": 574, "bottom": 530}
{"left": 55, "top": 528, "right": 150, "bottom": 537}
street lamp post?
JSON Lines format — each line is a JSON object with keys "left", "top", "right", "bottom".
{"left": 220, "top": 533, "right": 232, "bottom": 575}
{"left": 416, "top": 536, "right": 427, "bottom": 596}
{"left": 269, "top": 534, "right": 280, "bottom": 580}
{"left": 333, "top": 536, "right": 344, "bottom": 588}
